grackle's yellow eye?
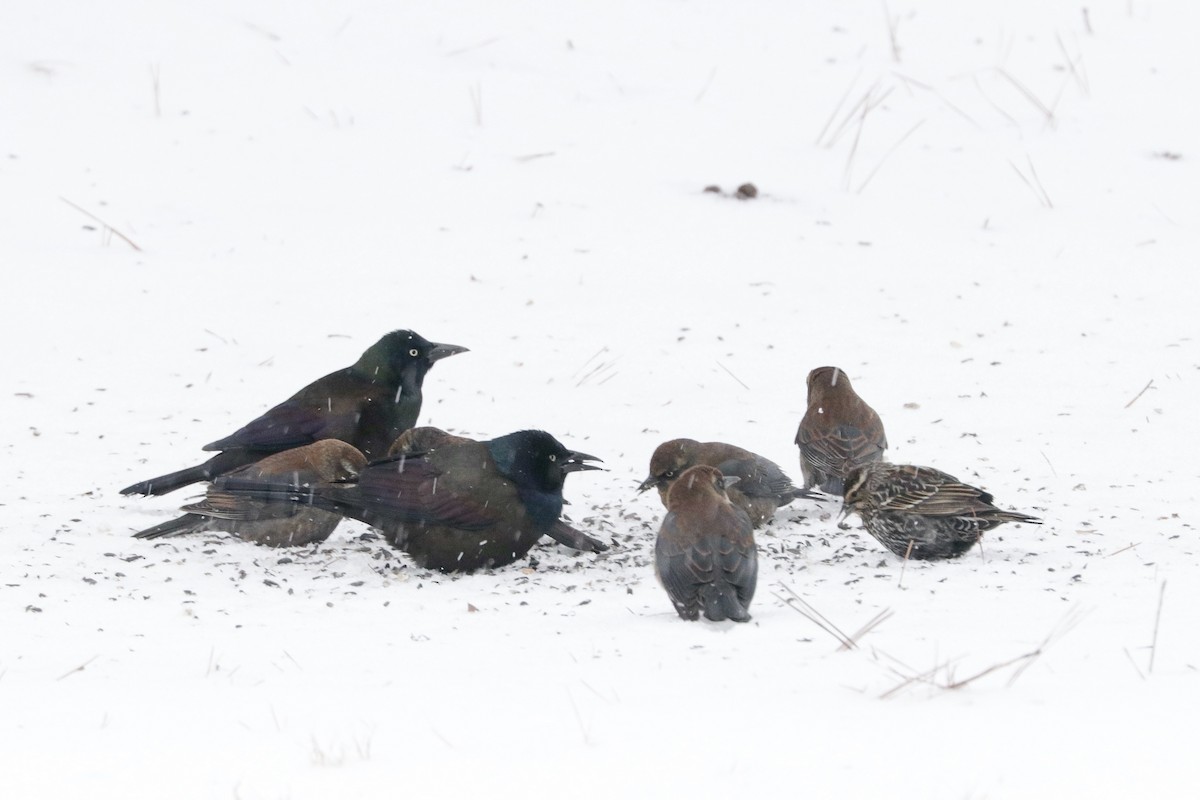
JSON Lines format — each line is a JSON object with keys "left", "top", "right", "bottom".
{"left": 409, "top": 348, "right": 419, "bottom": 357}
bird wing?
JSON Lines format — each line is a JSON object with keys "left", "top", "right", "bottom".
{"left": 872, "top": 466, "right": 996, "bottom": 516}
{"left": 799, "top": 423, "right": 884, "bottom": 475}
{"left": 656, "top": 508, "right": 756, "bottom": 599}
{"left": 202, "top": 400, "right": 362, "bottom": 452}
{"left": 348, "top": 450, "right": 511, "bottom": 532}
{"left": 717, "top": 456, "right": 799, "bottom": 499}
{"left": 183, "top": 491, "right": 325, "bottom": 523}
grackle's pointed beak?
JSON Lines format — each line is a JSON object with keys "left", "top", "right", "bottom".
{"left": 562, "top": 450, "right": 604, "bottom": 473}
{"left": 428, "top": 342, "right": 469, "bottom": 362}
{"left": 636, "top": 476, "right": 657, "bottom": 493}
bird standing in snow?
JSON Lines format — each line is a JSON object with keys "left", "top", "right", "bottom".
{"left": 655, "top": 464, "right": 758, "bottom": 622}
{"left": 638, "top": 438, "right": 810, "bottom": 527}
{"left": 841, "top": 462, "right": 1041, "bottom": 560}
{"left": 795, "top": 366, "right": 887, "bottom": 495}
{"left": 121, "top": 329, "right": 467, "bottom": 496}
{"left": 213, "top": 429, "right": 602, "bottom": 572}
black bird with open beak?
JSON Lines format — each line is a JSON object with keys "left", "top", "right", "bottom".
{"left": 214, "top": 429, "right": 603, "bottom": 573}
{"left": 121, "top": 330, "right": 467, "bottom": 496}
{"left": 386, "top": 426, "right": 608, "bottom": 555}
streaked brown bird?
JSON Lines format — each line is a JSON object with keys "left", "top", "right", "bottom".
{"left": 841, "top": 462, "right": 1042, "bottom": 560}
{"left": 121, "top": 330, "right": 467, "bottom": 496}
{"left": 131, "top": 439, "right": 366, "bottom": 546}
{"left": 795, "top": 366, "right": 887, "bottom": 495}
{"left": 638, "top": 438, "right": 810, "bottom": 527}
{"left": 655, "top": 464, "right": 757, "bottom": 622}
{"left": 387, "top": 426, "right": 609, "bottom": 554}
{"left": 213, "top": 430, "right": 603, "bottom": 573}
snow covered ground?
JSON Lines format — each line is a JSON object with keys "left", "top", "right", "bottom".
{"left": 3, "top": 1, "right": 1199, "bottom": 796}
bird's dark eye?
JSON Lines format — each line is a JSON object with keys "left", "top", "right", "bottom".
{"left": 409, "top": 348, "right": 419, "bottom": 357}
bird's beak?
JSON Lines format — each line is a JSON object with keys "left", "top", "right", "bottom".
{"left": 428, "top": 342, "right": 470, "bottom": 362}
{"left": 636, "top": 476, "right": 657, "bottom": 493}
{"left": 563, "top": 450, "right": 604, "bottom": 473}
{"left": 720, "top": 475, "right": 741, "bottom": 490}
{"left": 837, "top": 503, "right": 853, "bottom": 524}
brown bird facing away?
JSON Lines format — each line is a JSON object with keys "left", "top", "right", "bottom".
{"left": 121, "top": 330, "right": 467, "bottom": 496}
{"left": 638, "top": 438, "right": 810, "bottom": 527}
{"left": 213, "top": 430, "right": 603, "bottom": 573}
{"left": 796, "top": 366, "right": 888, "bottom": 495}
{"left": 132, "top": 439, "right": 367, "bottom": 546}
{"left": 386, "top": 426, "right": 608, "bottom": 555}
{"left": 841, "top": 462, "right": 1042, "bottom": 560}
{"left": 655, "top": 465, "right": 757, "bottom": 622}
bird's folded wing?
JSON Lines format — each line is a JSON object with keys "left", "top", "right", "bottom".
{"left": 203, "top": 401, "right": 357, "bottom": 452}
{"left": 183, "top": 491, "right": 326, "bottom": 523}
{"left": 351, "top": 456, "right": 507, "bottom": 532}
{"left": 718, "top": 456, "right": 799, "bottom": 498}
{"left": 875, "top": 467, "right": 994, "bottom": 515}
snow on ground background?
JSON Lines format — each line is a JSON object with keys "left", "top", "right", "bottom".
{"left": 3, "top": 1, "right": 1199, "bottom": 796}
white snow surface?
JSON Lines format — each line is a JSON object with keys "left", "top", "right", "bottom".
{"left": 3, "top": 1, "right": 1199, "bottom": 797}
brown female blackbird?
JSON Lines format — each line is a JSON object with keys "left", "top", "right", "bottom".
{"left": 655, "top": 464, "right": 757, "bottom": 622}
{"left": 638, "top": 438, "right": 809, "bottom": 527}
{"left": 132, "top": 439, "right": 366, "bottom": 546}
{"left": 795, "top": 366, "right": 887, "bottom": 495}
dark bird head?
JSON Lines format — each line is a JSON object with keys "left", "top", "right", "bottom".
{"left": 637, "top": 438, "right": 700, "bottom": 495}
{"left": 353, "top": 330, "right": 469, "bottom": 389}
{"left": 487, "top": 430, "right": 602, "bottom": 529}
{"left": 663, "top": 464, "right": 732, "bottom": 511}
{"left": 806, "top": 366, "right": 857, "bottom": 406}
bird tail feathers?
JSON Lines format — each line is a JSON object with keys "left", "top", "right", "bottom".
{"left": 701, "top": 585, "right": 752, "bottom": 623}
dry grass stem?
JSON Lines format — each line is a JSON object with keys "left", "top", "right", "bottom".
{"left": 1123, "top": 378, "right": 1154, "bottom": 409}
{"left": 815, "top": 69, "right": 862, "bottom": 146}
{"left": 898, "top": 538, "right": 915, "bottom": 588}
{"left": 60, "top": 197, "right": 144, "bottom": 252}
{"left": 715, "top": 360, "right": 750, "bottom": 391}
{"left": 856, "top": 119, "right": 925, "bottom": 194}
{"left": 1056, "top": 33, "right": 1090, "bottom": 96}
{"left": 1104, "top": 542, "right": 1141, "bottom": 558}
{"left": 995, "top": 68, "right": 1056, "bottom": 126}
{"left": 1149, "top": 580, "right": 1166, "bottom": 674}
{"left": 1008, "top": 158, "right": 1053, "bottom": 209}
{"left": 56, "top": 655, "right": 99, "bottom": 681}
{"left": 776, "top": 582, "right": 890, "bottom": 650}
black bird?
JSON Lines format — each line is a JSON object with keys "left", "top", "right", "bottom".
{"left": 215, "top": 430, "right": 602, "bottom": 573}
{"left": 638, "top": 438, "right": 809, "bottom": 527}
{"left": 121, "top": 330, "right": 467, "bottom": 496}
{"left": 132, "top": 439, "right": 367, "bottom": 546}
{"left": 842, "top": 462, "right": 1042, "bottom": 560}
{"left": 795, "top": 366, "right": 887, "bottom": 495}
{"left": 655, "top": 464, "right": 757, "bottom": 623}
{"left": 386, "top": 426, "right": 608, "bottom": 554}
